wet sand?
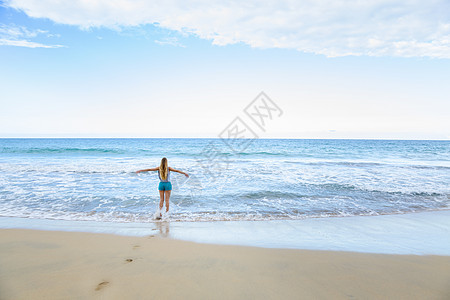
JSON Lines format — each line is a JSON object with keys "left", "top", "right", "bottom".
{"left": 1, "top": 229, "right": 449, "bottom": 299}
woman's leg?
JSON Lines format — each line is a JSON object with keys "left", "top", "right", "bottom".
{"left": 159, "top": 190, "right": 165, "bottom": 212}
{"left": 164, "top": 190, "right": 171, "bottom": 212}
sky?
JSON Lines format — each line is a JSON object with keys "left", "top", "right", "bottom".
{"left": 1, "top": 0, "right": 449, "bottom": 139}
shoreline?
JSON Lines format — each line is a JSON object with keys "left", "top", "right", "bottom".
{"left": 1, "top": 209, "right": 450, "bottom": 255}
{"left": 1, "top": 228, "right": 450, "bottom": 299}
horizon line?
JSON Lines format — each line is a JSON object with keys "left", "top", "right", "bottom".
{"left": 1, "top": 137, "right": 449, "bottom": 141}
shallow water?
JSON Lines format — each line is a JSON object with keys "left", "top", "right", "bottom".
{"left": 2, "top": 210, "right": 450, "bottom": 255}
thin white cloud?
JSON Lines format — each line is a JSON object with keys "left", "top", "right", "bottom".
{"left": 0, "top": 24, "right": 39, "bottom": 38}
{"left": 5, "top": 0, "right": 450, "bottom": 58}
{"left": 0, "top": 38, "right": 64, "bottom": 48}
{"left": 154, "top": 37, "right": 185, "bottom": 47}
{"left": 0, "top": 24, "right": 65, "bottom": 48}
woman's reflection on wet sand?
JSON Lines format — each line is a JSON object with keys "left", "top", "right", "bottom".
{"left": 155, "top": 221, "right": 170, "bottom": 237}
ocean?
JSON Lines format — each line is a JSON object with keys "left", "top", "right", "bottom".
{"left": 0, "top": 138, "right": 449, "bottom": 223}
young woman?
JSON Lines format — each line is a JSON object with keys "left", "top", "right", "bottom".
{"left": 136, "top": 157, "right": 189, "bottom": 217}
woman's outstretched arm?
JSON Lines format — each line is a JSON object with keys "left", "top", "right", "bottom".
{"left": 169, "top": 167, "right": 189, "bottom": 177}
{"left": 136, "top": 167, "right": 158, "bottom": 173}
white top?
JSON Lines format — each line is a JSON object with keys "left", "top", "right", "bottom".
{"left": 158, "top": 168, "right": 170, "bottom": 182}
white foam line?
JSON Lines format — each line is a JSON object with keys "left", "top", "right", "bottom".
{"left": 1, "top": 210, "right": 449, "bottom": 255}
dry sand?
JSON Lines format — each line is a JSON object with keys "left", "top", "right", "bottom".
{"left": 1, "top": 229, "right": 449, "bottom": 299}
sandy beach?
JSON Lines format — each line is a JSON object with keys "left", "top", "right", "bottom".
{"left": 1, "top": 229, "right": 449, "bottom": 299}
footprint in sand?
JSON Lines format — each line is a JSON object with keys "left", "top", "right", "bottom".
{"left": 95, "top": 281, "right": 109, "bottom": 291}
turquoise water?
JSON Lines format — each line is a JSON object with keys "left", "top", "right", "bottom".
{"left": 0, "top": 138, "right": 449, "bottom": 222}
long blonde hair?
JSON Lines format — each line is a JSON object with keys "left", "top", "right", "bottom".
{"left": 159, "top": 157, "right": 168, "bottom": 181}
